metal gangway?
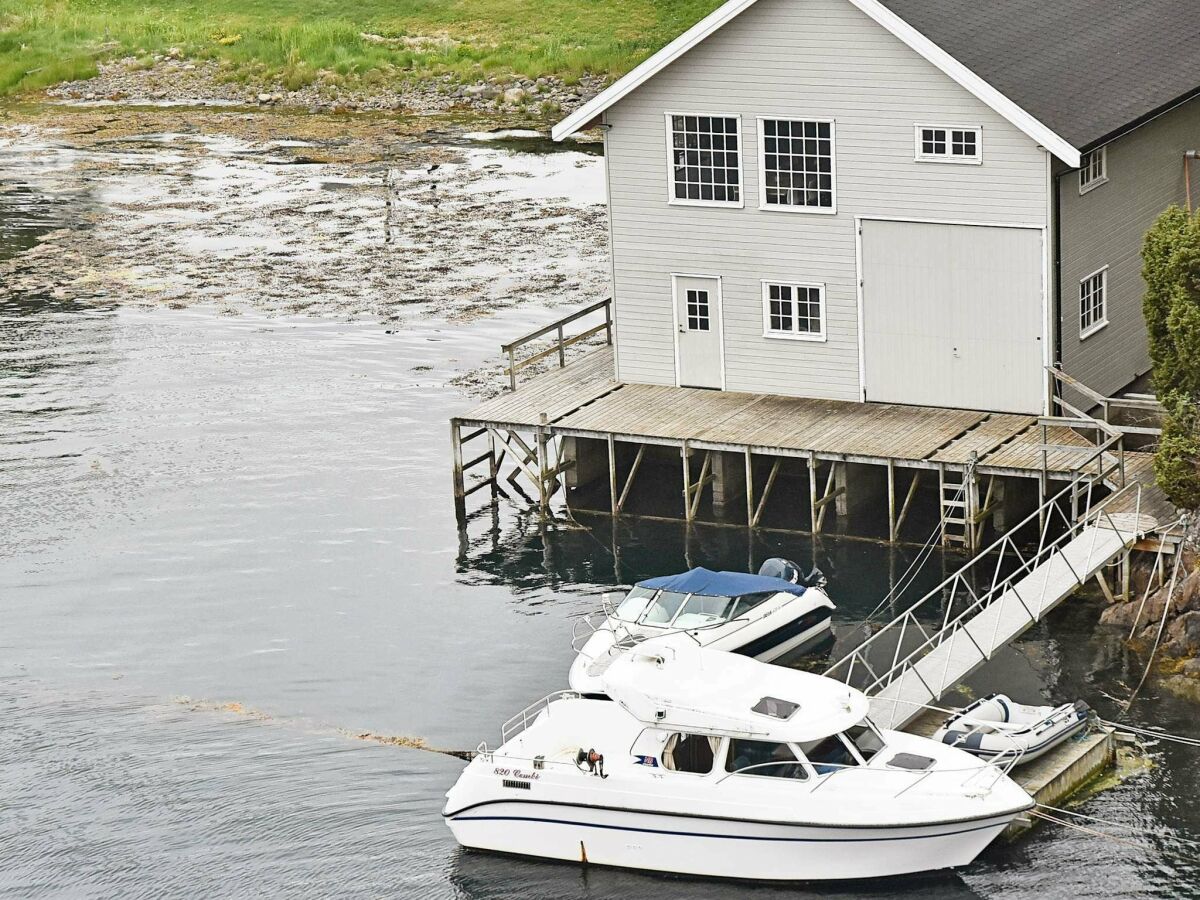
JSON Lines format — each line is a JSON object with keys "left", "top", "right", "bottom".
{"left": 826, "top": 478, "right": 1153, "bottom": 731}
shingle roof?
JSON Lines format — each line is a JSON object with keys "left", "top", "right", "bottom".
{"left": 878, "top": 0, "right": 1200, "bottom": 149}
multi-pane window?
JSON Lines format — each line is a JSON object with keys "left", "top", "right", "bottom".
{"left": 1079, "top": 267, "right": 1107, "bottom": 337}
{"left": 686, "top": 289, "right": 711, "bottom": 331}
{"left": 916, "top": 125, "right": 981, "bottom": 162}
{"left": 763, "top": 282, "right": 824, "bottom": 339}
{"left": 1079, "top": 147, "right": 1107, "bottom": 192}
{"left": 760, "top": 119, "right": 835, "bottom": 210}
{"left": 669, "top": 115, "right": 741, "bottom": 204}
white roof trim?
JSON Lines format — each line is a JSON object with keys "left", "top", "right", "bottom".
{"left": 550, "top": 0, "right": 762, "bottom": 142}
{"left": 551, "top": 0, "right": 1081, "bottom": 167}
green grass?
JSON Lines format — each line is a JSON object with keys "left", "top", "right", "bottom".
{"left": 0, "top": 0, "right": 725, "bottom": 96}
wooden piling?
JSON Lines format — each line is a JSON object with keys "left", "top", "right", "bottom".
{"left": 607, "top": 434, "right": 618, "bottom": 516}
{"left": 451, "top": 420, "right": 466, "bottom": 523}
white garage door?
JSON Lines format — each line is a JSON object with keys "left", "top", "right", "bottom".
{"left": 860, "top": 220, "right": 1045, "bottom": 414}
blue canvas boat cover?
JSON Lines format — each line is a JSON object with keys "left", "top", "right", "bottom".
{"left": 636, "top": 567, "right": 806, "bottom": 598}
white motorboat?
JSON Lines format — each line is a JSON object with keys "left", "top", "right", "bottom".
{"left": 932, "top": 693, "right": 1091, "bottom": 765}
{"left": 444, "top": 639, "right": 1034, "bottom": 881}
{"left": 568, "top": 561, "right": 834, "bottom": 696}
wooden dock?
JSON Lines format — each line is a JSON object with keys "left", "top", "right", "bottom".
{"left": 454, "top": 345, "right": 1173, "bottom": 550}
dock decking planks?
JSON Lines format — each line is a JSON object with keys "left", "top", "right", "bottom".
{"left": 457, "top": 349, "right": 1173, "bottom": 524}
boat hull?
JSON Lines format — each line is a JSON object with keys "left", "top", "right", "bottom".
{"left": 445, "top": 801, "right": 1015, "bottom": 881}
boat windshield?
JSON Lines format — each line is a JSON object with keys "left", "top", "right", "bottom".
{"left": 800, "top": 734, "right": 858, "bottom": 775}
{"left": 673, "top": 593, "right": 734, "bottom": 629}
{"left": 614, "top": 587, "right": 781, "bottom": 628}
{"left": 613, "top": 586, "right": 657, "bottom": 621}
{"left": 844, "top": 720, "right": 885, "bottom": 763}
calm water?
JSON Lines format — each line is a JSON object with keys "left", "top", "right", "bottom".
{"left": 2, "top": 136, "right": 1198, "bottom": 900}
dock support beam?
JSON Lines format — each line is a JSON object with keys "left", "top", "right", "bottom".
{"left": 451, "top": 420, "right": 466, "bottom": 523}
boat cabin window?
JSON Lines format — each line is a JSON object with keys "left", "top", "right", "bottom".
{"left": 673, "top": 593, "right": 733, "bottom": 628}
{"left": 725, "top": 739, "right": 807, "bottom": 779}
{"left": 662, "top": 733, "right": 718, "bottom": 774}
{"left": 640, "top": 590, "right": 690, "bottom": 625}
{"left": 613, "top": 586, "right": 657, "bottom": 621}
{"left": 844, "top": 721, "right": 885, "bottom": 764}
{"left": 800, "top": 734, "right": 857, "bottom": 775}
{"left": 728, "top": 591, "right": 775, "bottom": 618}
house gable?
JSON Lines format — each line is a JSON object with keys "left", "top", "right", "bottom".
{"left": 553, "top": 0, "right": 1080, "bottom": 167}
{"left": 596, "top": 0, "right": 1052, "bottom": 410}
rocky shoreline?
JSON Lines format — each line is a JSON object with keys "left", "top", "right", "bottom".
{"left": 45, "top": 53, "right": 608, "bottom": 117}
{"left": 1100, "top": 540, "right": 1200, "bottom": 698}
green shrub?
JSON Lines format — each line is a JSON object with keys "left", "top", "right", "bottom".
{"left": 1143, "top": 206, "right": 1200, "bottom": 509}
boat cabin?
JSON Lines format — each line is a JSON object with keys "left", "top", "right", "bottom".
{"left": 630, "top": 714, "right": 887, "bottom": 780}
{"left": 612, "top": 567, "right": 808, "bottom": 630}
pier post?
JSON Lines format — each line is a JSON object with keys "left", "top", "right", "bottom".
{"left": 608, "top": 434, "right": 618, "bottom": 516}
{"left": 834, "top": 461, "right": 848, "bottom": 518}
{"left": 536, "top": 413, "right": 549, "bottom": 517}
{"left": 745, "top": 449, "right": 755, "bottom": 527}
{"left": 451, "top": 420, "right": 466, "bottom": 524}
{"left": 682, "top": 442, "right": 693, "bottom": 521}
{"left": 710, "top": 451, "right": 745, "bottom": 519}
{"left": 808, "top": 453, "right": 819, "bottom": 531}
{"left": 887, "top": 460, "right": 897, "bottom": 542}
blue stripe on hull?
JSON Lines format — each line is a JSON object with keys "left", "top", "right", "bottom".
{"left": 733, "top": 608, "right": 831, "bottom": 659}
{"left": 450, "top": 814, "right": 1005, "bottom": 843}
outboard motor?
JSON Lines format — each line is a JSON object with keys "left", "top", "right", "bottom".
{"left": 758, "top": 557, "right": 826, "bottom": 589}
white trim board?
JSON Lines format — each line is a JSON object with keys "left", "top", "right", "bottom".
{"left": 550, "top": 0, "right": 1081, "bottom": 167}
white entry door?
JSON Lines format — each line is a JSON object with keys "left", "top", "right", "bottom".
{"left": 860, "top": 220, "right": 1044, "bottom": 414}
{"left": 673, "top": 274, "right": 723, "bottom": 389}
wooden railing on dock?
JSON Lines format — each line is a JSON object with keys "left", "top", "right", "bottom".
{"left": 1046, "top": 366, "right": 1162, "bottom": 437}
{"left": 503, "top": 298, "right": 612, "bottom": 391}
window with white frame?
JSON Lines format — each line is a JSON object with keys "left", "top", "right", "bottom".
{"left": 1079, "top": 147, "right": 1107, "bottom": 192}
{"left": 668, "top": 115, "right": 741, "bottom": 204}
{"left": 915, "top": 125, "right": 981, "bottom": 163}
{"left": 760, "top": 119, "right": 834, "bottom": 210}
{"left": 763, "top": 282, "right": 825, "bottom": 339}
{"left": 1079, "top": 267, "right": 1107, "bottom": 337}
{"left": 686, "top": 288, "right": 711, "bottom": 331}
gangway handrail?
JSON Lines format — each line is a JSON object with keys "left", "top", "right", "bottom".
{"left": 825, "top": 477, "right": 1144, "bottom": 698}
{"left": 856, "top": 484, "right": 1141, "bottom": 703}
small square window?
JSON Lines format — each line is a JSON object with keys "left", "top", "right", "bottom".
{"left": 916, "top": 125, "right": 981, "bottom": 163}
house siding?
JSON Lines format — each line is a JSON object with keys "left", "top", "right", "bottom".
{"left": 603, "top": 0, "right": 1049, "bottom": 399}
{"left": 1057, "top": 95, "right": 1200, "bottom": 398}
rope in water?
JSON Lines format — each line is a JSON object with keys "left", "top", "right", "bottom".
{"left": 1098, "top": 719, "right": 1200, "bottom": 748}
{"left": 861, "top": 481, "right": 964, "bottom": 624}
{"left": 1035, "top": 803, "right": 1200, "bottom": 850}
{"left": 1031, "top": 808, "right": 1200, "bottom": 868}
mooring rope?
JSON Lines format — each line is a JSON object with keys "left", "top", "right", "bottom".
{"left": 861, "top": 481, "right": 965, "bottom": 625}
{"left": 1036, "top": 803, "right": 1200, "bottom": 850}
{"left": 1098, "top": 719, "right": 1200, "bottom": 748}
{"left": 1123, "top": 516, "right": 1193, "bottom": 712}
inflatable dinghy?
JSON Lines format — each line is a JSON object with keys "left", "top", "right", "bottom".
{"left": 932, "top": 693, "right": 1090, "bottom": 765}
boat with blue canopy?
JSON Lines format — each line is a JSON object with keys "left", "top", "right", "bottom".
{"left": 569, "top": 559, "right": 835, "bottom": 696}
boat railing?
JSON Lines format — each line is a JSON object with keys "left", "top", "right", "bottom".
{"left": 500, "top": 690, "right": 582, "bottom": 745}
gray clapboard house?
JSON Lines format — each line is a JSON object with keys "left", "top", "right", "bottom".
{"left": 552, "top": 0, "right": 1200, "bottom": 416}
